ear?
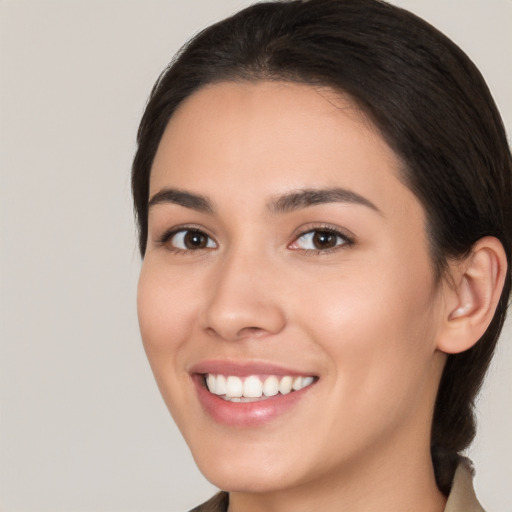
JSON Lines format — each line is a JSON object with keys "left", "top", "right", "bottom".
{"left": 436, "top": 236, "right": 507, "bottom": 355}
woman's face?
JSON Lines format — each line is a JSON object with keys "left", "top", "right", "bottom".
{"left": 138, "top": 81, "right": 447, "bottom": 493}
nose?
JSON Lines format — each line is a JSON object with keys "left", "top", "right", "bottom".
{"left": 200, "top": 248, "right": 287, "bottom": 342}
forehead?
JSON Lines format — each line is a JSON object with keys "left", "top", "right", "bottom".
{"left": 149, "top": 81, "right": 420, "bottom": 220}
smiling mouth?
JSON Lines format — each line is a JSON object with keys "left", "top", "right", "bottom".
{"left": 204, "top": 373, "right": 317, "bottom": 403}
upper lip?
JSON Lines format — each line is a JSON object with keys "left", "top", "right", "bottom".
{"left": 189, "top": 359, "right": 317, "bottom": 378}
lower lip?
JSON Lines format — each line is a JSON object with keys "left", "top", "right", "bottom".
{"left": 193, "top": 375, "right": 315, "bottom": 427}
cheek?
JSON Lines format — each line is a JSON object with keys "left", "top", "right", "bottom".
{"left": 294, "top": 257, "right": 439, "bottom": 409}
{"left": 137, "top": 261, "right": 207, "bottom": 426}
{"left": 137, "top": 261, "right": 199, "bottom": 373}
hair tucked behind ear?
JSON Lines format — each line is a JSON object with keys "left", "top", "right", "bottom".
{"left": 132, "top": 0, "right": 512, "bottom": 494}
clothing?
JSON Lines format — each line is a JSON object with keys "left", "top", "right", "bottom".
{"left": 189, "top": 492, "right": 228, "bottom": 512}
{"left": 189, "top": 460, "right": 485, "bottom": 512}
{"left": 445, "top": 461, "right": 485, "bottom": 512}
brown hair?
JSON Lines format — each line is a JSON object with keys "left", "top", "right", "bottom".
{"left": 132, "top": 0, "right": 512, "bottom": 494}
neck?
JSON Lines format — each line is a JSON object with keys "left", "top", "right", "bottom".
{"left": 228, "top": 433, "right": 446, "bottom": 512}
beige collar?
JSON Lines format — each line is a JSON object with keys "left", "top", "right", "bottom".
{"left": 444, "top": 460, "right": 485, "bottom": 512}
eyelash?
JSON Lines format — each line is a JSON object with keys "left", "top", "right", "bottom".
{"left": 156, "top": 224, "right": 354, "bottom": 255}
{"left": 157, "top": 225, "right": 217, "bottom": 255}
{"left": 290, "top": 224, "right": 355, "bottom": 255}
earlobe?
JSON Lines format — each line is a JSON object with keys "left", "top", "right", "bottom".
{"left": 437, "top": 236, "right": 507, "bottom": 355}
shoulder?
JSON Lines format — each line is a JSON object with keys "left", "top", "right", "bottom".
{"left": 189, "top": 491, "right": 229, "bottom": 512}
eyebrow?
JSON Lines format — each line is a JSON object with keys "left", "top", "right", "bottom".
{"left": 148, "top": 188, "right": 214, "bottom": 213}
{"left": 147, "top": 186, "right": 381, "bottom": 216}
{"left": 267, "top": 188, "right": 382, "bottom": 215}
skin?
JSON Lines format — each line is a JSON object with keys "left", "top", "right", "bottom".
{"left": 138, "top": 81, "right": 451, "bottom": 512}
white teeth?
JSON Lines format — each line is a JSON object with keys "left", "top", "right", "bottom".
{"left": 303, "top": 376, "right": 314, "bottom": 387}
{"left": 216, "top": 374, "right": 227, "bottom": 395}
{"left": 292, "top": 376, "right": 304, "bottom": 391}
{"left": 263, "top": 376, "right": 279, "bottom": 396}
{"left": 226, "top": 376, "right": 243, "bottom": 398}
{"left": 278, "top": 376, "right": 293, "bottom": 395}
{"left": 207, "top": 374, "right": 216, "bottom": 394}
{"left": 243, "top": 375, "right": 263, "bottom": 398}
{"left": 205, "top": 373, "right": 316, "bottom": 400}
{"left": 292, "top": 376, "right": 314, "bottom": 391}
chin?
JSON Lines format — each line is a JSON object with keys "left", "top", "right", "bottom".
{"left": 190, "top": 441, "right": 306, "bottom": 493}
{"left": 199, "top": 463, "right": 295, "bottom": 494}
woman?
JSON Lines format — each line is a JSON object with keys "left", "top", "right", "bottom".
{"left": 132, "top": 1, "right": 511, "bottom": 510}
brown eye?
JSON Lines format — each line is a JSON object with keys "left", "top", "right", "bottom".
{"left": 290, "top": 229, "right": 350, "bottom": 252}
{"left": 311, "top": 231, "right": 338, "bottom": 249}
{"left": 184, "top": 230, "right": 208, "bottom": 249}
{"left": 168, "top": 229, "right": 216, "bottom": 251}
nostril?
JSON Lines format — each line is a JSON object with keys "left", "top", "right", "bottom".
{"left": 204, "top": 325, "right": 269, "bottom": 341}
{"left": 244, "top": 326, "right": 265, "bottom": 333}
{"left": 236, "top": 326, "right": 271, "bottom": 339}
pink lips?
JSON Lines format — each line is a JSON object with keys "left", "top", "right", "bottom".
{"left": 190, "top": 360, "right": 317, "bottom": 427}
{"left": 190, "top": 360, "right": 314, "bottom": 377}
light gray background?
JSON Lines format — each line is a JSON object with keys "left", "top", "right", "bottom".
{"left": 1, "top": 1, "right": 511, "bottom": 511}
